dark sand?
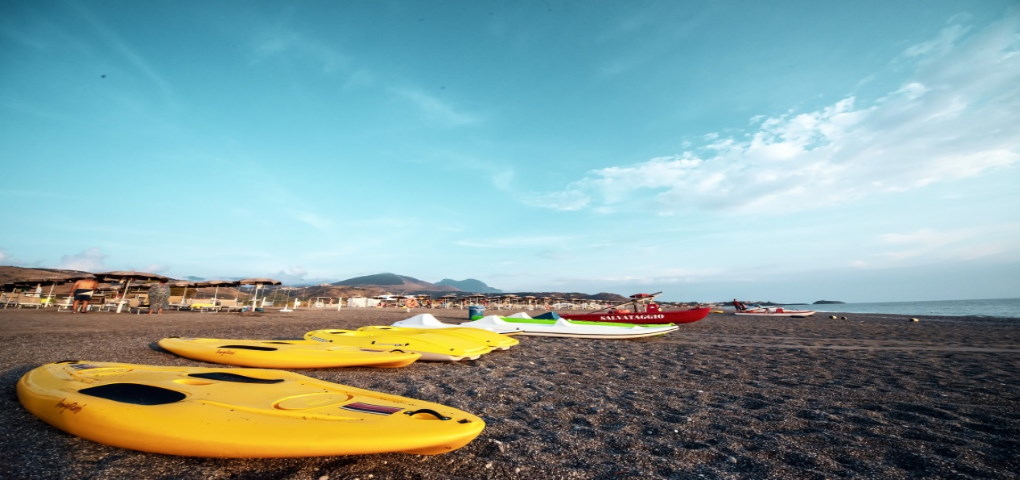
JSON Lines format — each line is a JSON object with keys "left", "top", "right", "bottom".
{"left": 1, "top": 308, "right": 1018, "bottom": 479}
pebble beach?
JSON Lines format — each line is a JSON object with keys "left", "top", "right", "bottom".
{"left": 1, "top": 307, "right": 1018, "bottom": 479}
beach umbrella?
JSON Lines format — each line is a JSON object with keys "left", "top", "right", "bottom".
{"left": 94, "top": 271, "right": 170, "bottom": 313}
{"left": 237, "top": 278, "right": 281, "bottom": 309}
{"left": 17, "top": 276, "right": 92, "bottom": 303}
{"left": 170, "top": 281, "right": 195, "bottom": 303}
{"left": 195, "top": 280, "right": 237, "bottom": 302}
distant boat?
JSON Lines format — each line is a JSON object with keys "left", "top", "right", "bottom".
{"left": 464, "top": 314, "right": 679, "bottom": 339}
{"left": 734, "top": 306, "right": 816, "bottom": 317}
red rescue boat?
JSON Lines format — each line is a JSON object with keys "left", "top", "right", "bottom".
{"left": 558, "top": 292, "right": 711, "bottom": 324}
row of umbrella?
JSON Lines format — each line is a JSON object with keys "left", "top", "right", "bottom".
{"left": 2, "top": 272, "right": 281, "bottom": 313}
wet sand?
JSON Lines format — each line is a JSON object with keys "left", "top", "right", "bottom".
{"left": 1, "top": 307, "right": 1018, "bottom": 479}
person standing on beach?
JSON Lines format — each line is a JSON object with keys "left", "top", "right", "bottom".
{"left": 71, "top": 276, "right": 99, "bottom": 313}
{"left": 148, "top": 278, "right": 171, "bottom": 315}
{"left": 732, "top": 298, "right": 747, "bottom": 311}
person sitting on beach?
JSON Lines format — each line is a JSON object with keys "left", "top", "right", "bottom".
{"left": 732, "top": 298, "right": 747, "bottom": 311}
{"left": 71, "top": 277, "right": 99, "bottom": 313}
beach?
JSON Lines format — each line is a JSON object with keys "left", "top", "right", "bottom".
{"left": 1, "top": 308, "right": 1017, "bottom": 480}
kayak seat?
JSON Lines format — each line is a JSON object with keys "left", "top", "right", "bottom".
{"left": 217, "top": 345, "right": 278, "bottom": 351}
{"left": 79, "top": 383, "right": 186, "bottom": 405}
{"left": 188, "top": 372, "right": 285, "bottom": 384}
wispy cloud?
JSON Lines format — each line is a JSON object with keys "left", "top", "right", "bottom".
{"left": 293, "top": 211, "right": 333, "bottom": 231}
{"left": 531, "top": 13, "right": 1020, "bottom": 215}
{"left": 455, "top": 235, "right": 571, "bottom": 249}
{"left": 70, "top": 2, "right": 175, "bottom": 106}
{"left": 250, "top": 29, "right": 350, "bottom": 74}
{"left": 58, "top": 247, "right": 107, "bottom": 271}
{"left": 390, "top": 87, "right": 481, "bottom": 127}
{"left": 851, "top": 223, "right": 1020, "bottom": 268}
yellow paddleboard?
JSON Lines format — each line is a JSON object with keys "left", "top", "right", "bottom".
{"left": 158, "top": 337, "right": 421, "bottom": 369}
{"left": 359, "top": 325, "right": 519, "bottom": 351}
{"left": 305, "top": 329, "right": 493, "bottom": 362}
{"left": 17, "top": 361, "right": 485, "bottom": 457}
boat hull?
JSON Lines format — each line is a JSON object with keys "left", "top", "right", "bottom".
{"left": 734, "top": 307, "right": 815, "bottom": 317}
{"left": 464, "top": 315, "right": 678, "bottom": 339}
{"left": 559, "top": 307, "right": 711, "bottom": 324}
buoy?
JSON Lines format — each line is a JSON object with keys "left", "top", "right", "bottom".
{"left": 910, "top": 318, "right": 920, "bottom": 322}
{"left": 840, "top": 316, "right": 847, "bottom": 320}
{"left": 828, "top": 315, "right": 837, "bottom": 319}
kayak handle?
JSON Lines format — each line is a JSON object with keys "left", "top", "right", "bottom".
{"left": 403, "top": 408, "right": 451, "bottom": 420}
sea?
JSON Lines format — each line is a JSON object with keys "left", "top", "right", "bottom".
{"left": 806, "top": 298, "right": 1020, "bottom": 319}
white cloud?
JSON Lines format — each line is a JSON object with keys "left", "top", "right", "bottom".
{"left": 877, "top": 228, "right": 974, "bottom": 261}
{"left": 532, "top": 14, "right": 1020, "bottom": 216}
{"left": 390, "top": 87, "right": 480, "bottom": 127}
{"left": 270, "top": 266, "right": 309, "bottom": 285}
{"left": 71, "top": 2, "right": 175, "bottom": 106}
{"left": 251, "top": 30, "right": 349, "bottom": 73}
{"left": 58, "top": 248, "right": 107, "bottom": 271}
{"left": 854, "top": 223, "right": 1020, "bottom": 267}
{"left": 455, "top": 235, "right": 570, "bottom": 249}
{"left": 295, "top": 211, "right": 332, "bottom": 231}
{"left": 901, "top": 22, "right": 969, "bottom": 58}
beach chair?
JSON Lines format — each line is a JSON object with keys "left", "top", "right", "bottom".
{"left": 98, "top": 299, "right": 122, "bottom": 312}
{"left": 0, "top": 292, "right": 15, "bottom": 308}
{"left": 127, "top": 297, "right": 149, "bottom": 314}
{"left": 215, "top": 298, "right": 241, "bottom": 312}
{"left": 17, "top": 294, "right": 44, "bottom": 309}
{"left": 167, "top": 296, "right": 187, "bottom": 310}
{"left": 54, "top": 296, "right": 74, "bottom": 312}
{"left": 188, "top": 298, "right": 219, "bottom": 312}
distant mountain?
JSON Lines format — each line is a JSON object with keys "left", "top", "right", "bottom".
{"left": 436, "top": 278, "right": 502, "bottom": 293}
{"left": 331, "top": 273, "right": 459, "bottom": 294}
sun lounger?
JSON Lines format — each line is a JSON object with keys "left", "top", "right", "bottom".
{"left": 188, "top": 299, "right": 219, "bottom": 312}
{"left": 54, "top": 296, "right": 74, "bottom": 312}
{"left": 167, "top": 295, "right": 188, "bottom": 310}
{"left": 215, "top": 298, "right": 242, "bottom": 312}
{"left": 16, "top": 294, "right": 44, "bottom": 309}
{"left": 0, "top": 292, "right": 16, "bottom": 308}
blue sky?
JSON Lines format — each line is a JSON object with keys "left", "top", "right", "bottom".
{"left": 2, "top": 1, "right": 1018, "bottom": 303}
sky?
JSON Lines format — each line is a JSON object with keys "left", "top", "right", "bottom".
{"left": 1, "top": 1, "right": 1018, "bottom": 303}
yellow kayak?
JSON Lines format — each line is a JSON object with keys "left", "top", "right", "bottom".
{"left": 305, "top": 329, "right": 493, "bottom": 361}
{"left": 17, "top": 361, "right": 485, "bottom": 457}
{"left": 360, "top": 325, "right": 519, "bottom": 351}
{"left": 158, "top": 337, "right": 421, "bottom": 369}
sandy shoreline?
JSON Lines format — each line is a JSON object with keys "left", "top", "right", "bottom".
{"left": 2, "top": 307, "right": 1018, "bottom": 479}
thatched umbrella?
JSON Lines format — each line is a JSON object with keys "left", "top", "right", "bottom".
{"left": 237, "top": 278, "right": 281, "bottom": 309}
{"left": 94, "top": 271, "right": 170, "bottom": 313}
{"left": 35, "top": 275, "right": 94, "bottom": 303}
{"left": 195, "top": 280, "right": 238, "bottom": 302}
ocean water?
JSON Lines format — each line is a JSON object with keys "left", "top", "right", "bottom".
{"left": 807, "top": 298, "right": 1020, "bottom": 319}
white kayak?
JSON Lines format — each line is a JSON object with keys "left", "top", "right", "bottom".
{"left": 462, "top": 315, "right": 678, "bottom": 339}
{"left": 394, "top": 313, "right": 522, "bottom": 335}
{"left": 735, "top": 307, "right": 816, "bottom": 317}
{"left": 388, "top": 314, "right": 519, "bottom": 350}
